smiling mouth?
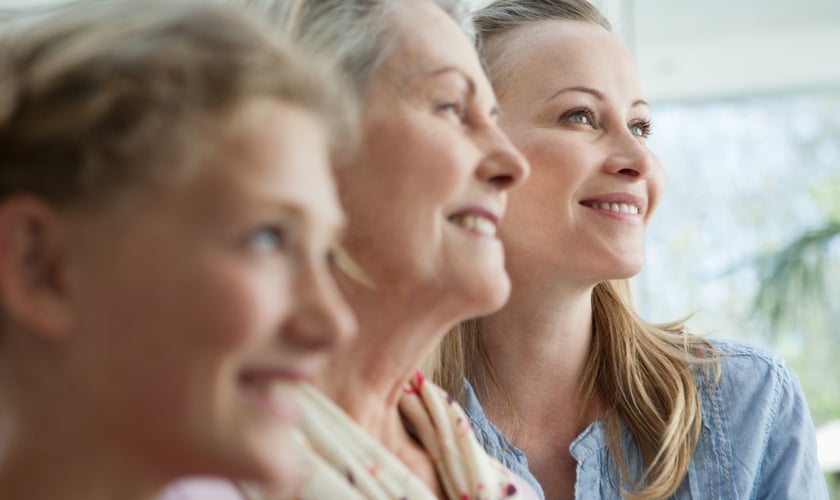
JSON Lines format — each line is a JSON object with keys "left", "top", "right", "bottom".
{"left": 238, "top": 372, "right": 301, "bottom": 419}
{"left": 448, "top": 214, "right": 497, "bottom": 236}
{"left": 581, "top": 201, "right": 640, "bottom": 215}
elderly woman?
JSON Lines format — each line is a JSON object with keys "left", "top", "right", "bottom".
{"left": 433, "top": 1, "right": 828, "bottom": 499}
{"left": 227, "top": 0, "right": 537, "bottom": 498}
{"left": 0, "top": 2, "right": 355, "bottom": 499}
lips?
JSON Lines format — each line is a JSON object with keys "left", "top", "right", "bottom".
{"left": 237, "top": 367, "right": 313, "bottom": 420}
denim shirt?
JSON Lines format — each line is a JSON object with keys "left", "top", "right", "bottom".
{"left": 463, "top": 339, "right": 829, "bottom": 499}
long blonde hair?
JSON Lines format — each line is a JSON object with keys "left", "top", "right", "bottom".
{"left": 429, "top": 1, "right": 720, "bottom": 498}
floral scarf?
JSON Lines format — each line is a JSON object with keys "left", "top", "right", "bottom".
{"left": 252, "top": 372, "right": 527, "bottom": 499}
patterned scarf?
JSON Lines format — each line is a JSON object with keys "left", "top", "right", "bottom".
{"left": 252, "top": 372, "right": 526, "bottom": 499}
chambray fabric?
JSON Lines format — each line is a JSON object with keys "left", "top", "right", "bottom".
{"left": 463, "top": 339, "right": 829, "bottom": 499}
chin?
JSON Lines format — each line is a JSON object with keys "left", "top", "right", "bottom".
{"left": 252, "top": 455, "right": 301, "bottom": 489}
{"left": 605, "top": 251, "right": 645, "bottom": 279}
{"left": 212, "top": 422, "right": 298, "bottom": 483}
{"left": 460, "top": 268, "right": 512, "bottom": 318}
{"left": 609, "top": 267, "right": 643, "bottom": 281}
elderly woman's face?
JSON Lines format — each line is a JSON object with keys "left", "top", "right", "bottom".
{"left": 337, "top": 1, "right": 529, "bottom": 314}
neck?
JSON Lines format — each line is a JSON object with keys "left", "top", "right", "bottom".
{"left": 470, "top": 274, "right": 597, "bottom": 433}
{"left": 318, "top": 279, "right": 462, "bottom": 448}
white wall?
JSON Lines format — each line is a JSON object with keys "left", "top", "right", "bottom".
{"left": 596, "top": 0, "right": 840, "bottom": 102}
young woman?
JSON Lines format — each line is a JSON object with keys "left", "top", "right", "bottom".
{"left": 433, "top": 1, "right": 828, "bottom": 498}
{"left": 0, "top": 3, "right": 355, "bottom": 499}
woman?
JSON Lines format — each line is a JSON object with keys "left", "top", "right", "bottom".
{"left": 433, "top": 1, "right": 828, "bottom": 499}
{"left": 0, "top": 2, "right": 355, "bottom": 499}
{"left": 240, "top": 0, "right": 537, "bottom": 498}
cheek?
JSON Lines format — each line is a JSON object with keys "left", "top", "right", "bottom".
{"left": 168, "top": 264, "right": 294, "bottom": 361}
{"left": 209, "top": 273, "right": 293, "bottom": 350}
{"left": 342, "top": 136, "right": 470, "bottom": 238}
{"left": 363, "top": 115, "right": 474, "bottom": 196}
{"left": 517, "top": 132, "right": 582, "bottom": 183}
{"left": 513, "top": 148, "right": 580, "bottom": 215}
{"left": 645, "top": 163, "right": 666, "bottom": 221}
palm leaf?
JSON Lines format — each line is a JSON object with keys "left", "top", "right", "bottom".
{"left": 752, "top": 222, "right": 840, "bottom": 333}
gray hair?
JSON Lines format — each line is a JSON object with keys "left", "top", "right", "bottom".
{"left": 243, "top": 0, "right": 470, "bottom": 93}
{"left": 472, "top": 0, "right": 611, "bottom": 96}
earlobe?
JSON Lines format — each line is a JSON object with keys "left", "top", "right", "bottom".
{"left": 0, "top": 196, "right": 76, "bottom": 339}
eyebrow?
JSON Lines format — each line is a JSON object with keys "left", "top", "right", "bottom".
{"left": 543, "top": 85, "right": 648, "bottom": 108}
{"left": 412, "top": 66, "right": 502, "bottom": 118}
{"left": 416, "top": 66, "right": 477, "bottom": 96}
{"left": 405, "top": 66, "right": 476, "bottom": 97}
{"left": 283, "top": 200, "right": 344, "bottom": 229}
{"left": 278, "top": 201, "right": 346, "bottom": 243}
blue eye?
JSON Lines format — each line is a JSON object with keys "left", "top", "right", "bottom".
{"left": 251, "top": 227, "right": 287, "bottom": 252}
{"left": 569, "top": 112, "right": 590, "bottom": 124}
{"left": 560, "top": 108, "right": 595, "bottom": 126}
{"left": 629, "top": 119, "right": 652, "bottom": 138}
{"left": 434, "top": 99, "right": 468, "bottom": 123}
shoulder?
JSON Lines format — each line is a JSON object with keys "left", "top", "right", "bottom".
{"left": 699, "top": 338, "right": 805, "bottom": 426}
{"left": 699, "top": 338, "right": 805, "bottom": 417}
{"left": 704, "top": 338, "right": 797, "bottom": 397}
{"left": 709, "top": 337, "right": 784, "bottom": 367}
{"left": 693, "top": 339, "right": 827, "bottom": 497}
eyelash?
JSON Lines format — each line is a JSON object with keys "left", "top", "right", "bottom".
{"left": 434, "top": 99, "right": 468, "bottom": 123}
{"left": 250, "top": 226, "right": 289, "bottom": 253}
{"left": 560, "top": 107, "right": 595, "bottom": 127}
{"left": 629, "top": 119, "right": 653, "bottom": 138}
{"left": 560, "top": 107, "right": 653, "bottom": 138}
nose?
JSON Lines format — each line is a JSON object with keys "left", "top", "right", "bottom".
{"left": 603, "top": 131, "right": 654, "bottom": 179}
{"left": 284, "top": 259, "right": 357, "bottom": 351}
{"left": 475, "top": 125, "right": 530, "bottom": 191}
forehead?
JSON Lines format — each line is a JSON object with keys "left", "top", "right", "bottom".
{"left": 214, "top": 100, "right": 344, "bottom": 226}
{"left": 376, "top": 2, "right": 483, "bottom": 88}
{"left": 501, "top": 20, "right": 642, "bottom": 100}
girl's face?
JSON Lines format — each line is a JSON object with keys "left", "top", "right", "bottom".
{"left": 337, "top": 1, "right": 529, "bottom": 315}
{"left": 491, "top": 20, "right": 664, "bottom": 288}
{"left": 62, "top": 99, "right": 355, "bottom": 482}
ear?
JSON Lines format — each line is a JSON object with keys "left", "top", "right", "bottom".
{"left": 0, "top": 195, "right": 76, "bottom": 339}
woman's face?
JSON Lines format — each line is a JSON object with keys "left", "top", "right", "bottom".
{"left": 491, "top": 20, "right": 664, "bottom": 287}
{"left": 63, "top": 99, "right": 354, "bottom": 482}
{"left": 337, "top": 1, "right": 529, "bottom": 315}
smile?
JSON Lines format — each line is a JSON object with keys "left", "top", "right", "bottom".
{"left": 448, "top": 213, "right": 497, "bottom": 236}
{"left": 582, "top": 201, "right": 640, "bottom": 215}
{"left": 238, "top": 370, "right": 304, "bottom": 419}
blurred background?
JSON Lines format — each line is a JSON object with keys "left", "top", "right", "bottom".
{"left": 3, "top": 0, "right": 838, "bottom": 494}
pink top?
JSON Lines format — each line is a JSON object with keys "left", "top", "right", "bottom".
{"left": 159, "top": 477, "right": 244, "bottom": 500}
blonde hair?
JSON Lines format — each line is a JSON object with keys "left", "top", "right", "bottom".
{"left": 0, "top": 0, "right": 355, "bottom": 210}
{"left": 430, "top": 1, "right": 720, "bottom": 498}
